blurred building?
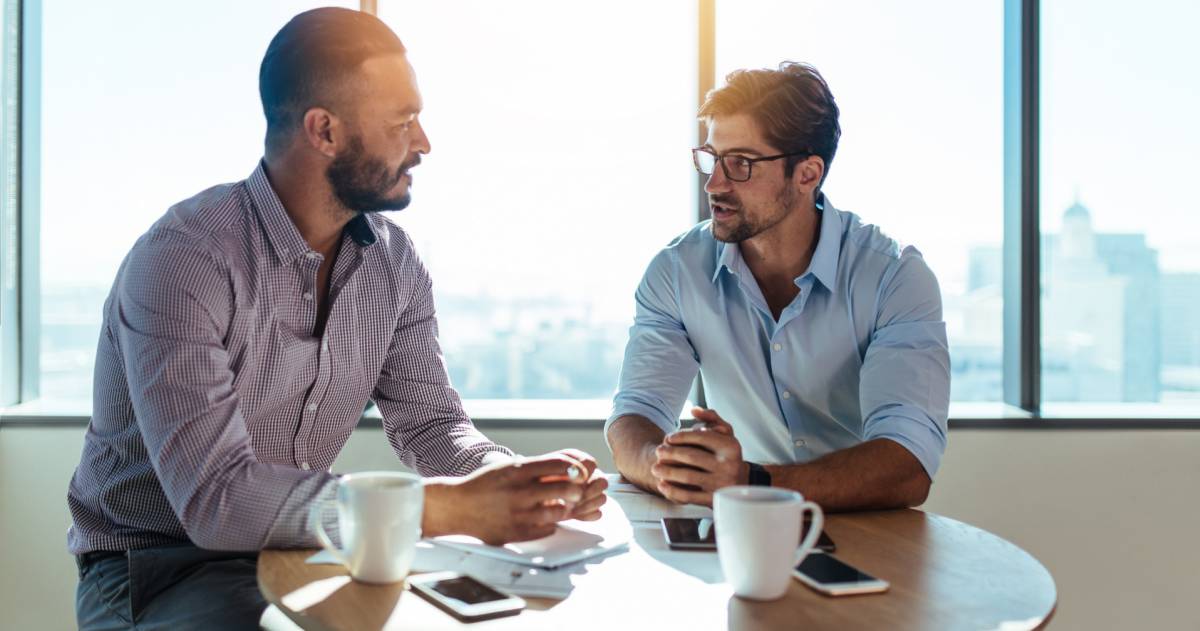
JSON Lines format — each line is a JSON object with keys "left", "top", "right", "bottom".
{"left": 1041, "top": 200, "right": 1160, "bottom": 401}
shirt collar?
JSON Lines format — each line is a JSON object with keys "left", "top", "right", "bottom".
{"left": 712, "top": 235, "right": 743, "bottom": 283}
{"left": 710, "top": 193, "right": 842, "bottom": 294}
{"left": 807, "top": 193, "right": 842, "bottom": 293}
{"left": 246, "top": 161, "right": 378, "bottom": 266}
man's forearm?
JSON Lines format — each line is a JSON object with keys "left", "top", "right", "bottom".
{"left": 764, "top": 439, "right": 931, "bottom": 512}
{"left": 607, "top": 415, "right": 667, "bottom": 494}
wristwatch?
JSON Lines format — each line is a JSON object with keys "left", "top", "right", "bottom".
{"left": 746, "top": 461, "right": 772, "bottom": 487}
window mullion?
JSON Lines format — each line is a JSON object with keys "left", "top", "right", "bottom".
{"left": 1002, "top": 0, "right": 1040, "bottom": 413}
{"left": 17, "top": 0, "right": 40, "bottom": 403}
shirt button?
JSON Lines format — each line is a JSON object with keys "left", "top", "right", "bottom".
{"left": 300, "top": 462, "right": 311, "bottom": 471}
{"left": 321, "top": 340, "right": 329, "bottom": 353}
{"left": 303, "top": 292, "right": 313, "bottom": 301}
{"left": 794, "top": 439, "right": 806, "bottom": 448}
{"left": 306, "top": 251, "right": 319, "bottom": 259}
{"left": 772, "top": 343, "right": 783, "bottom": 352}
{"left": 306, "top": 403, "right": 317, "bottom": 412}
{"left": 782, "top": 391, "right": 791, "bottom": 399}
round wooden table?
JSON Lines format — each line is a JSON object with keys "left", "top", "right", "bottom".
{"left": 259, "top": 503, "right": 1056, "bottom": 630}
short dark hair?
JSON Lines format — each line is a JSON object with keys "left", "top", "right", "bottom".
{"left": 699, "top": 61, "right": 841, "bottom": 187}
{"left": 259, "top": 7, "right": 406, "bottom": 151}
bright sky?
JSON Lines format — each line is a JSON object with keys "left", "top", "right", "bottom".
{"left": 37, "top": 0, "right": 1199, "bottom": 298}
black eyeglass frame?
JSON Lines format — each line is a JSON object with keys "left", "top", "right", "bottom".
{"left": 691, "top": 147, "right": 811, "bottom": 182}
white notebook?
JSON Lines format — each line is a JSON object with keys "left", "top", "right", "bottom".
{"left": 429, "top": 520, "right": 629, "bottom": 570}
{"left": 306, "top": 541, "right": 589, "bottom": 599}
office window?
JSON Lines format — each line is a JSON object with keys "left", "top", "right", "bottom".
{"left": 377, "top": 2, "right": 695, "bottom": 401}
{"left": 36, "top": 1, "right": 694, "bottom": 407}
{"left": 715, "top": 1, "right": 1004, "bottom": 402}
{"left": 1040, "top": 0, "right": 1200, "bottom": 404}
{"left": 37, "top": 1, "right": 356, "bottom": 404}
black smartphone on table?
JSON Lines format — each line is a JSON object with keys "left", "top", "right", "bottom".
{"left": 661, "top": 517, "right": 835, "bottom": 552}
{"left": 793, "top": 553, "right": 890, "bottom": 595}
{"left": 408, "top": 572, "right": 525, "bottom": 622}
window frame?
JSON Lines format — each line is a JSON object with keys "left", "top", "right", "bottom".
{"left": 2, "top": 0, "right": 1198, "bottom": 427}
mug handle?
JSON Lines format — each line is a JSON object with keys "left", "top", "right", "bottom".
{"left": 309, "top": 499, "right": 348, "bottom": 567}
{"left": 792, "top": 501, "right": 825, "bottom": 566}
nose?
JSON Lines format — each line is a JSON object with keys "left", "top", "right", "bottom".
{"left": 703, "top": 164, "right": 730, "bottom": 194}
{"left": 413, "top": 119, "right": 431, "bottom": 155}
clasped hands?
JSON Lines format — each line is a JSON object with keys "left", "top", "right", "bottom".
{"left": 649, "top": 407, "right": 747, "bottom": 507}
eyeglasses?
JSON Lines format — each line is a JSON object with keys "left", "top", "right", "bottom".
{"left": 692, "top": 147, "right": 810, "bottom": 182}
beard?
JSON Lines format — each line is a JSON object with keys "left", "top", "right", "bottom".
{"left": 710, "top": 186, "right": 796, "bottom": 244}
{"left": 326, "top": 135, "right": 418, "bottom": 213}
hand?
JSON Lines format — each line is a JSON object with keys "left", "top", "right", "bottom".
{"left": 433, "top": 453, "right": 588, "bottom": 545}
{"left": 650, "top": 407, "right": 746, "bottom": 507}
{"left": 547, "top": 448, "right": 609, "bottom": 522}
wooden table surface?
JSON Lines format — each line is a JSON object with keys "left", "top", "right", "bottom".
{"left": 259, "top": 505, "right": 1056, "bottom": 630}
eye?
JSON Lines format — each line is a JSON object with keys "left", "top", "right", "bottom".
{"left": 395, "top": 116, "right": 417, "bottom": 132}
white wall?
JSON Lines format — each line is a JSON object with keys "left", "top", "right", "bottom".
{"left": 2, "top": 425, "right": 1198, "bottom": 631}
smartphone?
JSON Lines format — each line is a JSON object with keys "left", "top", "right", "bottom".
{"left": 408, "top": 571, "right": 526, "bottom": 621}
{"left": 792, "top": 553, "right": 889, "bottom": 596}
{"left": 661, "top": 517, "right": 836, "bottom": 552}
{"left": 661, "top": 517, "right": 718, "bottom": 549}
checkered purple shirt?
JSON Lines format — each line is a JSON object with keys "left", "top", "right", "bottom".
{"left": 67, "top": 163, "right": 512, "bottom": 554}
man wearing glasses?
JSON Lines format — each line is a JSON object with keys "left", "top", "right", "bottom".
{"left": 606, "top": 62, "right": 950, "bottom": 511}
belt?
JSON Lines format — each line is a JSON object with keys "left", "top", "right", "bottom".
{"left": 75, "top": 549, "right": 125, "bottom": 570}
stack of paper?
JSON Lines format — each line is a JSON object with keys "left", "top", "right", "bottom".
{"left": 604, "top": 473, "right": 712, "bottom": 523}
{"left": 429, "top": 521, "right": 626, "bottom": 569}
{"left": 307, "top": 509, "right": 632, "bottom": 600}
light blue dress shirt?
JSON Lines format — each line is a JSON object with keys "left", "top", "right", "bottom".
{"left": 607, "top": 196, "right": 950, "bottom": 477}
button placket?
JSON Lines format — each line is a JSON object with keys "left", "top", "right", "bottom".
{"left": 296, "top": 333, "right": 336, "bottom": 466}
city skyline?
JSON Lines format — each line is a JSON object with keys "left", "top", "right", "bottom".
{"left": 38, "top": 197, "right": 1200, "bottom": 408}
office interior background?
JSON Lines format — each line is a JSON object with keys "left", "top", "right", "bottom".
{"left": 0, "top": 0, "right": 1197, "bottom": 629}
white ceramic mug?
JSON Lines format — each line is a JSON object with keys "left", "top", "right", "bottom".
{"left": 309, "top": 471, "right": 424, "bottom": 584}
{"left": 713, "top": 486, "right": 825, "bottom": 600}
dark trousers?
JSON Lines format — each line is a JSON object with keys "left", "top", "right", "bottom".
{"left": 75, "top": 544, "right": 267, "bottom": 630}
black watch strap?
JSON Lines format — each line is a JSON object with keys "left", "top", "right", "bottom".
{"left": 746, "top": 461, "right": 772, "bottom": 486}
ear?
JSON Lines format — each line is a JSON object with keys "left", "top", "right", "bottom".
{"left": 791, "top": 155, "right": 825, "bottom": 197}
{"left": 301, "top": 107, "right": 341, "bottom": 159}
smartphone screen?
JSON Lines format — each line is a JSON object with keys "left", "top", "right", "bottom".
{"left": 795, "top": 553, "right": 877, "bottom": 584}
{"left": 663, "top": 517, "right": 716, "bottom": 546}
{"left": 663, "top": 517, "right": 835, "bottom": 551}
{"left": 428, "top": 576, "right": 509, "bottom": 605}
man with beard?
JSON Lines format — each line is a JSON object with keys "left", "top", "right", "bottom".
{"left": 606, "top": 62, "right": 950, "bottom": 512}
{"left": 68, "top": 8, "right": 606, "bottom": 629}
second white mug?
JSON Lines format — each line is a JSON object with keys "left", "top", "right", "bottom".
{"left": 714, "top": 485, "right": 824, "bottom": 600}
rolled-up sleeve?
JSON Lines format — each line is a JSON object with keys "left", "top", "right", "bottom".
{"left": 606, "top": 248, "right": 700, "bottom": 443}
{"left": 372, "top": 241, "right": 513, "bottom": 476}
{"left": 117, "top": 232, "right": 335, "bottom": 551}
{"left": 859, "top": 247, "right": 951, "bottom": 478}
